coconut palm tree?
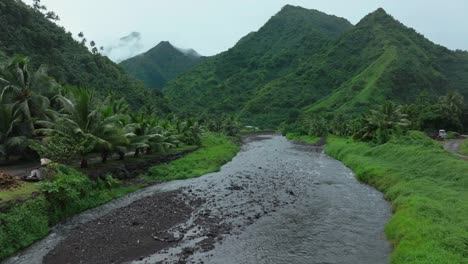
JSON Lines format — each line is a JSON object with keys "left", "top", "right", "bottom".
{"left": 0, "top": 56, "right": 55, "bottom": 136}
{"left": 174, "top": 118, "right": 202, "bottom": 146}
{"left": 354, "top": 101, "right": 410, "bottom": 143}
{"left": 50, "top": 87, "right": 128, "bottom": 167}
{"left": 439, "top": 91, "right": 464, "bottom": 131}
{"left": 0, "top": 96, "right": 28, "bottom": 161}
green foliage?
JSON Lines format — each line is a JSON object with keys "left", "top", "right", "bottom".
{"left": 165, "top": 6, "right": 353, "bottom": 128}
{"left": 120, "top": 41, "right": 204, "bottom": 90}
{"left": 0, "top": 0, "right": 167, "bottom": 110}
{"left": 166, "top": 6, "right": 468, "bottom": 129}
{"left": 147, "top": 133, "right": 239, "bottom": 181}
{"left": 353, "top": 101, "right": 410, "bottom": 144}
{"left": 0, "top": 198, "right": 49, "bottom": 260}
{"left": 459, "top": 139, "right": 468, "bottom": 155}
{"left": 285, "top": 133, "right": 320, "bottom": 144}
{"left": 201, "top": 115, "right": 242, "bottom": 136}
{"left": 40, "top": 165, "right": 94, "bottom": 209}
{"left": 326, "top": 132, "right": 468, "bottom": 264}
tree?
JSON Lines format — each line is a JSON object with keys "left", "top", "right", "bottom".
{"left": 45, "top": 11, "right": 60, "bottom": 21}
{"left": 354, "top": 101, "right": 410, "bottom": 143}
{"left": 439, "top": 91, "right": 464, "bottom": 131}
{"left": 32, "top": 0, "right": 46, "bottom": 11}
{"left": 0, "top": 56, "right": 54, "bottom": 136}
{"left": 0, "top": 95, "right": 29, "bottom": 161}
{"left": 52, "top": 87, "right": 128, "bottom": 167}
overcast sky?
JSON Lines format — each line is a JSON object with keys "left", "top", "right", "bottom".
{"left": 24, "top": 0, "right": 468, "bottom": 62}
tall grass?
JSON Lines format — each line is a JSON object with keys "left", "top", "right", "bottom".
{"left": 326, "top": 131, "right": 468, "bottom": 264}
{"left": 459, "top": 139, "right": 468, "bottom": 155}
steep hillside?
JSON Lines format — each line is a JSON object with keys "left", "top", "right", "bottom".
{"left": 165, "top": 6, "right": 468, "bottom": 128}
{"left": 0, "top": 0, "right": 167, "bottom": 110}
{"left": 120, "top": 41, "right": 204, "bottom": 90}
{"left": 302, "top": 8, "right": 468, "bottom": 117}
{"left": 164, "top": 5, "right": 353, "bottom": 125}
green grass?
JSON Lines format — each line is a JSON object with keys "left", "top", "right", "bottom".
{"left": 285, "top": 133, "right": 320, "bottom": 144}
{"left": 146, "top": 132, "right": 240, "bottom": 181}
{"left": 325, "top": 131, "right": 468, "bottom": 264}
{"left": 459, "top": 139, "right": 468, "bottom": 155}
{"left": 0, "top": 182, "right": 39, "bottom": 203}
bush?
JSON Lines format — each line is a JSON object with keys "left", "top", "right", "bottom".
{"left": 0, "top": 198, "right": 49, "bottom": 260}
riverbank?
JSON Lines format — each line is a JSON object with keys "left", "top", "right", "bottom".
{"left": 325, "top": 132, "right": 468, "bottom": 264}
{"left": 0, "top": 132, "right": 239, "bottom": 261}
{"left": 285, "top": 133, "right": 320, "bottom": 144}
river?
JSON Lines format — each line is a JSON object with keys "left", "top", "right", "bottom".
{"left": 5, "top": 134, "right": 391, "bottom": 264}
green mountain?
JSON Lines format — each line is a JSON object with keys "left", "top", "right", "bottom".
{"left": 165, "top": 6, "right": 468, "bottom": 128}
{"left": 301, "top": 8, "right": 468, "bottom": 117}
{"left": 0, "top": 0, "right": 167, "bottom": 110}
{"left": 120, "top": 41, "right": 204, "bottom": 90}
{"left": 164, "top": 5, "right": 353, "bottom": 126}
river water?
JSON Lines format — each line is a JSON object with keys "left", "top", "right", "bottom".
{"left": 5, "top": 135, "right": 391, "bottom": 264}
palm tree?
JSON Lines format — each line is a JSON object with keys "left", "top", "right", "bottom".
{"left": 0, "top": 95, "right": 28, "bottom": 161}
{"left": 439, "top": 91, "right": 464, "bottom": 131}
{"left": 0, "top": 56, "right": 55, "bottom": 136}
{"left": 52, "top": 87, "right": 128, "bottom": 167}
{"left": 174, "top": 118, "right": 202, "bottom": 146}
{"left": 354, "top": 101, "right": 410, "bottom": 143}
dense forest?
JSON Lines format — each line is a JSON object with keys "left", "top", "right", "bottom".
{"left": 164, "top": 6, "right": 468, "bottom": 130}
{"left": 120, "top": 41, "right": 204, "bottom": 90}
{"left": 0, "top": 0, "right": 240, "bottom": 165}
{"left": 0, "top": 0, "right": 167, "bottom": 110}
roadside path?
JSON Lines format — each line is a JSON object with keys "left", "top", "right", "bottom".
{"left": 443, "top": 138, "right": 468, "bottom": 161}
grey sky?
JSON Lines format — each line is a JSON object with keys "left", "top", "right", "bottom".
{"left": 24, "top": 0, "right": 468, "bottom": 62}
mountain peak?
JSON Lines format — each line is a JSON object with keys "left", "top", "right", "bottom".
{"left": 280, "top": 4, "right": 305, "bottom": 12}
{"left": 357, "top": 7, "right": 399, "bottom": 28}
{"left": 156, "top": 41, "right": 174, "bottom": 48}
{"left": 373, "top": 7, "right": 388, "bottom": 15}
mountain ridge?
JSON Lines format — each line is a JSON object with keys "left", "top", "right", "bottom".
{"left": 120, "top": 41, "right": 204, "bottom": 90}
{"left": 164, "top": 6, "right": 354, "bottom": 125}
{"left": 165, "top": 6, "right": 468, "bottom": 128}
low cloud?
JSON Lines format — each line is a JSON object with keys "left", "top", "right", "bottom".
{"left": 103, "top": 32, "right": 145, "bottom": 62}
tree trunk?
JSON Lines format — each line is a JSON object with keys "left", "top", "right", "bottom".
{"left": 80, "top": 158, "right": 88, "bottom": 168}
{"left": 118, "top": 151, "right": 125, "bottom": 160}
{"left": 101, "top": 151, "right": 109, "bottom": 163}
{"left": 134, "top": 148, "right": 140, "bottom": 158}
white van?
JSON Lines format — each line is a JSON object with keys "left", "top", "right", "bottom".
{"left": 439, "top": 129, "right": 447, "bottom": 139}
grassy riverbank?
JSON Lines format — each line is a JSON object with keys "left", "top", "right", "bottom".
{"left": 0, "top": 133, "right": 239, "bottom": 261}
{"left": 459, "top": 139, "right": 468, "bottom": 155}
{"left": 285, "top": 133, "right": 320, "bottom": 144}
{"left": 325, "top": 131, "right": 468, "bottom": 264}
{"left": 147, "top": 132, "right": 240, "bottom": 181}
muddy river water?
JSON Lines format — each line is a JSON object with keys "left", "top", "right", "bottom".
{"left": 5, "top": 135, "right": 391, "bottom": 264}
